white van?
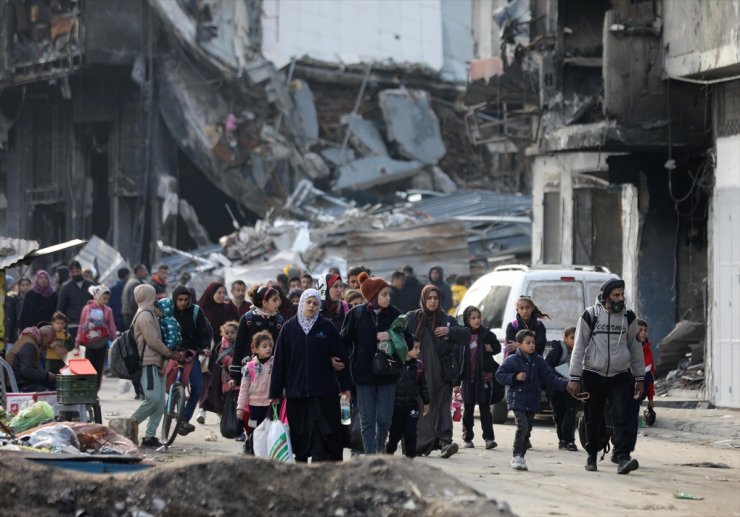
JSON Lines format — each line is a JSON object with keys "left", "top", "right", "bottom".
{"left": 455, "top": 264, "right": 619, "bottom": 423}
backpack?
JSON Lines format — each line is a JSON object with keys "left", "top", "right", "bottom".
{"left": 581, "top": 306, "right": 636, "bottom": 334}
{"left": 108, "top": 311, "right": 150, "bottom": 380}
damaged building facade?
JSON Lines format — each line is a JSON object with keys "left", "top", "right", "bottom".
{"left": 468, "top": 0, "right": 739, "bottom": 407}
{"left": 1, "top": 0, "right": 524, "bottom": 270}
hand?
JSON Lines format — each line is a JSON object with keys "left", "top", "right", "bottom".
{"left": 566, "top": 381, "right": 581, "bottom": 398}
{"left": 515, "top": 372, "right": 527, "bottom": 381}
{"left": 203, "top": 348, "right": 211, "bottom": 357}
{"left": 341, "top": 390, "right": 351, "bottom": 403}
{"left": 422, "top": 404, "right": 430, "bottom": 416}
{"left": 484, "top": 344, "right": 494, "bottom": 353}
{"left": 647, "top": 400, "right": 654, "bottom": 410}
{"left": 170, "top": 351, "right": 184, "bottom": 362}
{"left": 330, "top": 356, "right": 345, "bottom": 371}
{"left": 228, "top": 379, "right": 236, "bottom": 389}
{"left": 236, "top": 410, "right": 244, "bottom": 420}
{"left": 506, "top": 341, "right": 517, "bottom": 353}
{"left": 434, "top": 326, "right": 450, "bottom": 338}
{"left": 634, "top": 382, "right": 644, "bottom": 400}
{"left": 376, "top": 332, "right": 390, "bottom": 341}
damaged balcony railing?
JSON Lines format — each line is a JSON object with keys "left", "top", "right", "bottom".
{"left": 464, "top": 104, "right": 536, "bottom": 145}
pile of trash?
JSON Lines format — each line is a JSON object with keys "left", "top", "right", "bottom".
{"left": 654, "top": 320, "right": 705, "bottom": 395}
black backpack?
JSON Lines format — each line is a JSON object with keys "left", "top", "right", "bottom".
{"left": 108, "top": 311, "right": 149, "bottom": 380}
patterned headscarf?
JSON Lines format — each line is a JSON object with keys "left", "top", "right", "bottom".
{"left": 297, "top": 289, "right": 321, "bottom": 335}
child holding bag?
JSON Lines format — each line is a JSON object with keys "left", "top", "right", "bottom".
{"left": 236, "top": 331, "right": 275, "bottom": 453}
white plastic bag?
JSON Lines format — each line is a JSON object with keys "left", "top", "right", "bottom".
{"left": 253, "top": 418, "right": 272, "bottom": 458}
{"left": 267, "top": 419, "right": 294, "bottom": 463}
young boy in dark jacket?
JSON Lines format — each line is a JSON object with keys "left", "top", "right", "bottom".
{"left": 386, "top": 338, "right": 430, "bottom": 459}
{"left": 460, "top": 306, "right": 501, "bottom": 449}
{"left": 496, "top": 330, "right": 568, "bottom": 471}
{"left": 545, "top": 326, "right": 578, "bottom": 451}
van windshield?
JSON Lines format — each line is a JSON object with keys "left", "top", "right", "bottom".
{"left": 529, "top": 282, "right": 584, "bottom": 331}
{"left": 466, "top": 285, "right": 510, "bottom": 329}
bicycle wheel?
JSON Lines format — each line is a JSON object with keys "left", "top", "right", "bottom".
{"left": 161, "top": 383, "right": 186, "bottom": 446}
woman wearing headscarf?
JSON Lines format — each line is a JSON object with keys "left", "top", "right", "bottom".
{"left": 198, "top": 282, "right": 240, "bottom": 340}
{"left": 318, "top": 273, "right": 351, "bottom": 331}
{"left": 341, "top": 272, "right": 413, "bottom": 454}
{"left": 269, "top": 289, "right": 351, "bottom": 462}
{"left": 19, "top": 270, "right": 58, "bottom": 330}
{"left": 76, "top": 285, "right": 117, "bottom": 389}
{"left": 407, "top": 285, "right": 470, "bottom": 458}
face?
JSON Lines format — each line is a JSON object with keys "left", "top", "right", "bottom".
{"left": 137, "top": 266, "right": 149, "bottom": 279}
{"left": 377, "top": 287, "right": 391, "bottom": 308}
{"left": 52, "top": 319, "right": 66, "bottom": 333}
{"left": 255, "top": 340, "right": 274, "bottom": 359}
{"left": 302, "top": 296, "right": 319, "bottom": 318}
{"left": 348, "top": 275, "right": 359, "bottom": 289}
{"left": 349, "top": 296, "right": 363, "bottom": 307}
{"left": 263, "top": 293, "right": 281, "bottom": 314}
{"left": 37, "top": 275, "right": 49, "bottom": 288}
{"left": 519, "top": 335, "right": 536, "bottom": 355}
{"left": 69, "top": 266, "right": 83, "bottom": 281}
{"left": 564, "top": 333, "right": 575, "bottom": 350}
{"left": 289, "top": 295, "right": 301, "bottom": 304}
{"left": 468, "top": 310, "right": 482, "bottom": 330}
{"left": 158, "top": 268, "right": 169, "bottom": 282}
{"left": 430, "top": 269, "right": 440, "bottom": 282}
{"left": 328, "top": 281, "right": 343, "bottom": 303}
{"left": 83, "top": 270, "right": 94, "bottom": 281}
{"left": 213, "top": 286, "right": 226, "bottom": 304}
{"left": 232, "top": 283, "right": 246, "bottom": 302}
{"left": 18, "top": 279, "right": 31, "bottom": 294}
{"left": 407, "top": 341, "right": 421, "bottom": 360}
{"left": 391, "top": 276, "right": 404, "bottom": 289}
{"left": 606, "top": 288, "right": 625, "bottom": 313}
{"left": 176, "top": 294, "right": 191, "bottom": 311}
{"left": 637, "top": 325, "right": 647, "bottom": 342}
{"left": 424, "top": 291, "right": 440, "bottom": 312}
{"left": 516, "top": 300, "right": 534, "bottom": 321}
{"left": 223, "top": 326, "right": 237, "bottom": 343}
{"left": 289, "top": 279, "right": 301, "bottom": 289}
{"left": 98, "top": 293, "right": 110, "bottom": 306}
{"left": 300, "top": 277, "right": 312, "bottom": 290}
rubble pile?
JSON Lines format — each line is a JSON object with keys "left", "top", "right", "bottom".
{"left": 0, "top": 455, "right": 515, "bottom": 516}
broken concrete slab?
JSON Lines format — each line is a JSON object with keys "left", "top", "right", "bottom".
{"left": 379, "top": 88, "right": 446, "bottom": 164}
{"left": 341, "top": 113, "right": 387, "bottom": 156}
{"left": 178, "top": 199, "right": 212, "bottom": 248}
{"left": 290, "top": 79, "right": 319, "bottom": 147}
{"left": 410, "top": 166, "right": 458, "bottom": 193}
{"left": 302, "top": 152, "right": 331, "bottom": 179}
{"left": 334, "top": 155, "right": 424, "bottom": 190}
{"left": 321, "top": 146, "right": 356, "bottom": 166}
{"left": 74, "top": 236, "right": 129, "bottom": 288}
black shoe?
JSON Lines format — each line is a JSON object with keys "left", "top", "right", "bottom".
{"left": 177, "top": 422, "right": 196, "bottom": 436}
{"left": 617, "top": 457, "right": 639, "bottom": 475}
{"left": 585, "top": 455, "right": 597, "bottom": 472}
{"left": 558, "top": 440, "right": 567, "bottom": 450}
{"left": 611, "top": 454, "right": 619, "bottom": 464}
{"left": 485, "top": 440, "right": 497, "bottom": 450}
{"left": 565, "top": 442, "right": 578, "bottom": 452}
{"left": 440, "top": 442, "right": 459, "bottom": 458}
{"left": 196, "top": 415, "right": 205, "bottom": 425}
{"left": 141, "top": 436, "right": 163, "bottom": 448}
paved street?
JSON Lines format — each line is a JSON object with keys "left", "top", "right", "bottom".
{"left": 100, "top": 378, "right": 740, "bottom": 517}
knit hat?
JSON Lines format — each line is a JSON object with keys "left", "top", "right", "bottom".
{"left": 600, "top": 278, "right": 625, "bottom": 301}
{"left": 358, "top": 272, "right": 388, "bottom": 303}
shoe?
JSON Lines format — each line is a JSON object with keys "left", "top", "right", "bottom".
{"left": 177, "top": 422, "right": 195, "bottom": 436}
{"left": 235, "top": 432, "right": 246, "bottom": 442}
{"left": 464, "top": 441, "right": 474, "bottom": 449}
{"left": 134, "top": 394, "right": 142, "bottom": 401}
{"left": 510, "top": 456, "right": 528, "bottom": 471}
{"left": 611, "top": 454, "right": 619, "bottom": 464}
{"left": 141, "top": 436, "right": 163, "bottom": 448}
{"left": 585, "top": 455, "right": 597, "bottom": 472}
{"left": 617, "top": 457, "right": 639, "bottom": 475}
{"left": 196, "top": 409, "right": 206, "bottom": 424}
{"left": 485, "top": 440, "right": 498, "bottom": 450}
{"left": 440, "top": 442, "right": 459, "bottom": 459}
{"left": 558, "top": 440, "right": 567, "bottom": 450}
{"left": 565, "top": 442, "right": 578, "bottom": 452}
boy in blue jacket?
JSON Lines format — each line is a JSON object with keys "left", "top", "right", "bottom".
{"left": 496, "top": 329, "right": 568, "bottom": 471}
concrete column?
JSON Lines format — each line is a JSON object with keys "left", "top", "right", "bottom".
{"left": 621, "top": 183, "right": 639, "bottom": 313}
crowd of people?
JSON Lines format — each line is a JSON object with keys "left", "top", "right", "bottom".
{"left": 2, "top": 260, "right": 655, "bottom": 474}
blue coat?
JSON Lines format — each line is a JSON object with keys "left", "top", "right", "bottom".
{"left": 496, "top": 348, "right": 567, "bottom": 412}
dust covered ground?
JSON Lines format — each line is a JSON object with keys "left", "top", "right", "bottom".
{"left": 0, "top": 455, "right": 514, "bottom": 516}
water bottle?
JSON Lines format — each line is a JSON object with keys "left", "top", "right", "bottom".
{"left": 340, "top": 394, "right": 351, "bottom": 425}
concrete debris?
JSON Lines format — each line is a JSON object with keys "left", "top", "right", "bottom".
{"left": 320, "top": 146, "right": 356, "bottom": 166}
{"left": 655, "top": 321, "right": 705, "bottom": 376}
{"left": 74, "top": 236, "right": 129, "bottom": 288}
{"left": 290, "top": 80, "right": 319, "bottom": 147}
{"left": 178, "top": 200, "right": 212, "bottom": 248}
{"left": 335, "top": 156, "right": 424, "bottom": 191}
{"left": 378, "top": 89, "right": 446, "bottom": 164}
{"left": 342, "top": 114, "right": 388, "bottom": 156}
{"left": 410, "top": 166, "right": 458, "bottom": 194}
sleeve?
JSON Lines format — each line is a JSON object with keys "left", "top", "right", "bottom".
{"left": 446, "top": 317, "right": 471, "bottom": 347}
{"left": 484, "top": 330, "right": 501, "bottom": 355}
{"left": 231, "top": 315, "right": 250, "bottom": 382}
{"left": 105, "top": 307, "right": 117, "bottom": 338}
{"left": 495, "top": 356, "right": 517, "bottom": 386}
{"left": 196, "top": 309, "right": 212, "bottom": 351}
{"left": 57, "top": 285, "right": 68, "bottom": 315}
{"left": 538, "top": 356, "right": 567, "bottom": 392}
{"left": 268, "top": 326, "right": 287, "bottom": 399}
{"left": 19, "top": 343, "right": 50, "bottom": 383}
{"left": 75, "top": 304, "right": 90, "bottom": 345}
{"left": 328, "top": 324, "right": 351, "bottom": 392}
{"left": 340, "top": 307, "right": 357, "bottom": 353}
{"left": 535, "top": 322, "right": 547, "bottom": 355}
{"left": 236, "top": 366, "right": 251, "bottom": 411}
{"left": 627, "top": 316, "right": 645, "bottom": 382}
{"left": 545, "top": 342, "right": 561, "bottom": 371}
{"left": 419, "top": 367, "right": 431, "bottom": 405}
{"left": 138, "top": 312, "right": 171, "bottom": 358}
{"left": 568, "top": 310, "right": 592, "bottom": 381}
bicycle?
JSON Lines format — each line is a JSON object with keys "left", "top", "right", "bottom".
{"left": 161, "top": 349, "right": 199, "bottom": 447}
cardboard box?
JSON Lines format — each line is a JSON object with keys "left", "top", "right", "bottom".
{"left": 5, "top": 391, "right": 57, "bottom": 415}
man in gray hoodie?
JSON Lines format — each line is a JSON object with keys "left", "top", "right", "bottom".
{"left": 566, "top": 278, "right": 644, "bottom": 475}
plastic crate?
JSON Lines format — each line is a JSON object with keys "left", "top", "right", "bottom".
{"left": 57, "top": 374, "right": 98, "bottom": 404}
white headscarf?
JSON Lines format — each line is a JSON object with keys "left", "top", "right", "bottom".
{"left": 88, "top": 284, "right": 110, "bottom": 303}
{"left": 297, "top": 289, "right": 320, "bottom": 335}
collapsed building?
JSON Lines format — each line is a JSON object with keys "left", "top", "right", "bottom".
{"left": 0, "top": 0, "right": 530, "bottom": 273}
{"left": 466, "top": 0, "right": 739, "bottom": 408}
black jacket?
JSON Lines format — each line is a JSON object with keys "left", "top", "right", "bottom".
{"left": 4, "top": 293, "right": 22, "bottom": 342}
{"left": 428, "top": 266, "right": 453, "bottom": 312}
{"left": 19, "top": 290, "right": 58, "bottom": 330}
{"left": 269, "top": 315, "right": 351, "bottom": 399}
{"left": 406, "top": 310, "right": 470, "bottom": 387}
{"left": 172, "top": 285, "right": 212, "bottom": 352}
{"left": 231, "top": 309, "right": 284, "bottom": 383}
{"left": 397, "top": 276, "right": 423, "bottom": 313}
{"left": 545, "top": 340, "right": 571, "bottom": 377}
{"left": 395, "top": 358, "right": 430, "bottom": 406}
{"left": 57, "top": 279, "right": 94, "bottom": 325}
{"left": 505, "top": 315, "right": 548, "bottom": 356}
{"left": 341, "top": 304, "right": 413, "bottom": 386}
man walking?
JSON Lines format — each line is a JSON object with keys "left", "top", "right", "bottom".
{"left": 566, "top": 278, "right": 644, "bottom": 475}
{"left": 122, "top": 264, "right": 148, "bottom": 328}
{"left": 57, "top": 260, "right": 94, "bottom": 339}
{"left": 230, "top": 280, "right": 251, "bottom": 317}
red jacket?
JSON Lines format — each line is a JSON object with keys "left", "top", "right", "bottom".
{"left": 642, "top": 339, "right": 655, "bottom": 401}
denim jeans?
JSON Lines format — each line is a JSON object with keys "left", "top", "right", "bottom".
{"left": 131, "top": 365, "right": 166, "bottom": 439}
{"left": 356, "top": 383, "right": 396, "bottom": 454}
{"left": 182, "top": 365, "right": 203, "bottom": 423}
{"left": 513, "top": 410, "right": 534, "bottom": 457}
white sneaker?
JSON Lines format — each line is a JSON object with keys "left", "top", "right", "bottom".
{"left": 510, "top": 456, "right": 528, "bottom": 471}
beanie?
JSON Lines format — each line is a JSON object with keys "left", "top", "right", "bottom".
{"left": 358, "top": 272, "right": 388, "bottom": 303}
{"left": 600, "top": 278, "right": 625, "bottom": 300}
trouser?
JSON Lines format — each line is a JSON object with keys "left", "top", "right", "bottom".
{"left": 356, "top": 383, "right": 396, "bottom": 454}
{"left": 386, "top": 402, "right": 420, "bottom": 458}
{"left": 462, "top": 382, "right": 494, "bottom": 442}
{"left": 513, "top": 410, "right": 534, "bottom": 457}
{"left": 132, "top": 377, "right": 145, "bottom": 398}
{"left": 182, "top": 365, "right": 203, "bottom": 422}
{"left": 85, "top": 344, "right": 108, "bottom": 389}
{"left": 582, "top": 370, "right": 634, "bottom": 459}
{"left": 131, "top": 365, "right": 166, "bottom": 439}
{"left": 550, "top": 389, "right": 577, "bottom": 443}
{"left": 244, "top": 405, "right": 270, "bottom": 454}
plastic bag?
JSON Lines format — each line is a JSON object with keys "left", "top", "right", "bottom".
{"left": 387, "top": 314, "right": 409, "bottom": 363}
{"left": 20, "top": 424, "right": 81, "bottom": 453}
{"left": 267, "top": 406, "right": 294, "bottom": 463}
{"left": 253, "top": 418, "right": 272, "bottom": 458}
{"left": 220, "top": 391, "right": 243, "bottom": 439}
{"left": 10, "top": 401, "right": 54, "bottom": 433}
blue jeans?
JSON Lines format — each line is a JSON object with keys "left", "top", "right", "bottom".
{"left": 356, "top": 383, "right": 396, "bottom": 454}
{"left": 182, "top": 365, "right": 203, "bottom": 423}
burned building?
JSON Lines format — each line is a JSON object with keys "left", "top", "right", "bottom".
{"left": 467, "top": 0, "right": 740, "bottom": 407}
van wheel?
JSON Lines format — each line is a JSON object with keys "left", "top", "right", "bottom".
{"left": 492, "top": 401, "right": 509, "bottom": 424}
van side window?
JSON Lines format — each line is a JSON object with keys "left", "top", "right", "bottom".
{"left": 529, "top": 282, "right": 584, "bottom": 330}
{"left": 479, "top": 285, "right": 510, "bottom": 329}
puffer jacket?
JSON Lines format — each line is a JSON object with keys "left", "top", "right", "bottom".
{"left": 569, "top": 303, "right": 643, "bottom": 382}
{"left": 496, "top": 348, "right": 567, "bottom": 412}
{"left": 133, "top": 284, "right": 173, "bottom": 370}
{"left": 156, "top": 298, "right": 182, "bottom": 350}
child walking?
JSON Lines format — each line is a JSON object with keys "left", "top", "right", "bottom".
{"left": 627, "top": 319, "right": 656, "bottom": 455}
{"left": 217, "top": 321, "right": 239, "bottom": 397}
{"left": 496, "top": 330, "right": 568, "bottom": 471}
{"left": 385, "top": 339, "right": 430, "bottom": 458}
{"left": 460, "top": 306, "right": 501, "bottom": 449}
{"left": 504, "top": 296, "right": 549, "bottom": 357}
{"left": 545, "top": 326, "right": 578, "bottom": 451}
{"left": 236, "top": 330, "right": 274, "bottom": 454}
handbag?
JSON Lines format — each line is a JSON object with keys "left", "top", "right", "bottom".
{"left": 220, "top": 390, "right": 243, "bottom": 439}
{"left": 372, "top": 349, "right": 403, "bottom": 377}
{"left": 439, "top": 349, "right": 461, "bottom": 384}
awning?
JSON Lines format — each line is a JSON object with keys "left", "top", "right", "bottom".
{"left": 0, "top": 237, "right": 87, "bottom": 270}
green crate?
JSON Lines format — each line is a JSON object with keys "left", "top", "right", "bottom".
{"left": 57, "top": 374, "right": 98, "bottom": 404}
